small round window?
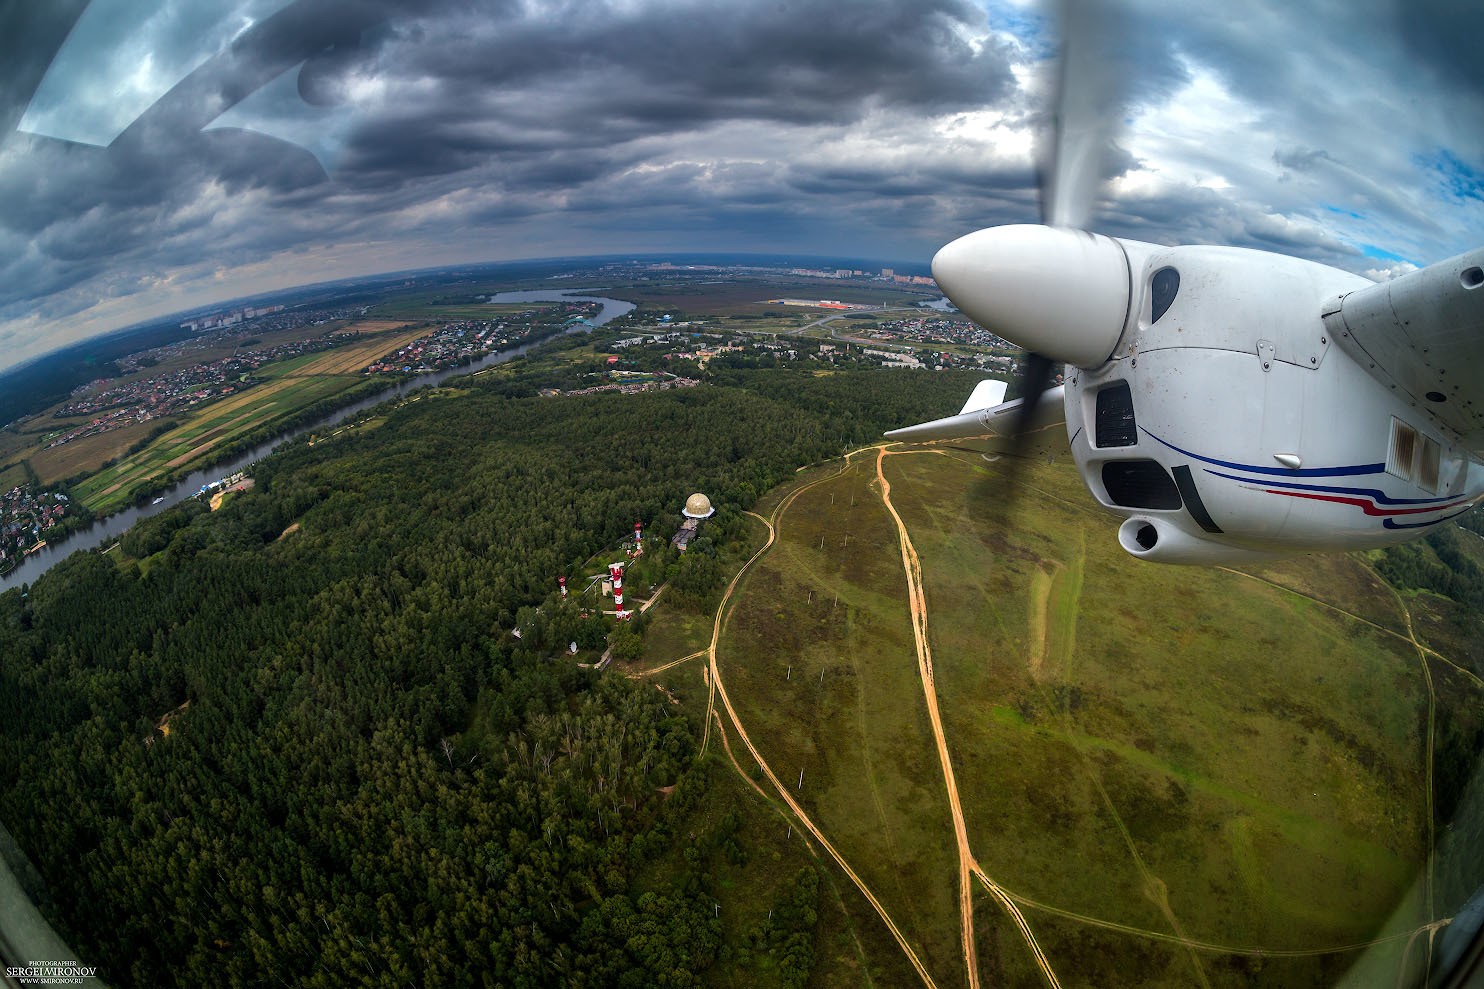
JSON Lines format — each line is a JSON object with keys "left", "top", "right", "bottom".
{"left": 1150, "top": 266, "right": 1180, "bottom": 323}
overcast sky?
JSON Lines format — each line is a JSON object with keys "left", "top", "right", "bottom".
{"left": 0, "top": 0, "right": 1480, "bottom": 373}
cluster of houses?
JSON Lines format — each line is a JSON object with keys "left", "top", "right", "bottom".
{"left": 0, "top": 486, "right": 71, "bottom": 571}
{"left": 873, "top": 316, "right": 1014, "bottom": 350}
{"left": 542, "top": 372, "right": 700, "bottom": 399}
{"left": 362, "top": 320, "right": 520, "bottom": 375}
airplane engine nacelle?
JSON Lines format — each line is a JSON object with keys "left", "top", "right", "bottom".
{"left": 1115, "top": 516, "right": 1285, "bottom": 565}
{"left": 919, "top": 223, "right": 1484, "bottom": 566}
{"left": 1063, "top": 242, "right": 1484, "bottom": 563}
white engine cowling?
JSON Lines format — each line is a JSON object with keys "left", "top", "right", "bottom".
{"left": 1062, "top": 242, "right": 1484, "bottom": 563}
{"left": 926, "top": 223, "right": 1484, "bottom": 564}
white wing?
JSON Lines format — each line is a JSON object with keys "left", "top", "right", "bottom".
{"left": 1323, "top": 247, "right": 1484, "bottom": 450}
{"left": 885, "top": 384, "right": 1065, "bottom": 445}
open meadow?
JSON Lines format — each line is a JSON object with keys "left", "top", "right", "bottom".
{"left": 716, "top": 455, "right": 969, "bottom": 987}
{"left": 701, "top": 446, "right": 1460, "bottom": 987}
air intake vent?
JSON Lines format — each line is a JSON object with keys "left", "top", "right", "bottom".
{"left": 1102, "top": 460, "right": 1182, "bottom": 510}
{"left": 1095, "top": 381, "right": 1137, "bottom": 447}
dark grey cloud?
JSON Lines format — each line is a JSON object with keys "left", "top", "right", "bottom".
{"left": 1273, "top": 148, "right": 1332, "bottom": 174}
{"left": 392, "top": 0, "right": 1013, "bottom": 119}
{"left": 0, "top": 0, "right": 1020, "bottom": 344}
{"left": 1395, "top": 0, "right": 1484, "bottom": 100}
{"left": 328, "top": 0, "right": 1020, "bottom": 193}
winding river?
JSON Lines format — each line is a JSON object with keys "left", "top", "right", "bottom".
{"left": 0, "top": 290, "right": 634, "bottom": 590}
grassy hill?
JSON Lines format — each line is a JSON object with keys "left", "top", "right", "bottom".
{"left": 699, "top": 445, "right": 1477, "bottom": 987}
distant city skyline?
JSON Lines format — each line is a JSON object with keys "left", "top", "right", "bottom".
{"left": 1, "top": 0, "right": 1481, "bottom": 374}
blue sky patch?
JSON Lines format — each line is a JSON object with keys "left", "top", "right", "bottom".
{"left": 1360, "top": 243, "right": 1412, "bottom": 263}
{"left": 984, "top": 2, "right": 1053, "bottom": 58}
{"left": 1418, "top": 149, "right": 1484, "bottom": 204}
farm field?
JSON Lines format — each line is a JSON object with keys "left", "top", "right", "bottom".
{"left": 0, "top": 461, "right": 30, "bottom": 491}
{"left": 1, "top": 319, "right": 441, "bottom": 511}
{"left": 698, "top": 446, "right": 1459, "bottom": 987}
{"left": 371, "top": 296, "right": 570, "bottom": 320}
{"left": 270, "top": 322, "right": 421, "bottom": 376}
{"left": 424, "top": 303, "right": 558, "bottom": 320}
{"left": 28, "top": 417, "right": 173, "bottom": 486}
{"left": 70, "top": 374, "right": 366, "bottom": 513}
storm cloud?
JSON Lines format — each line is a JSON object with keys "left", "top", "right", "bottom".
{"left": 0, "top": 0, "right": 1480, "bottom": 371}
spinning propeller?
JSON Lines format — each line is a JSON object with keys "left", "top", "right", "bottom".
{"left": 923, "top": 0, "right": 1136, "bottom": 469}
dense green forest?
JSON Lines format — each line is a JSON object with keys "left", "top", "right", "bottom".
{"left": 1373, "top": 517, "right": 1484, "bottom": 915}
{"left": 0, "top": 363, "right": 977, "bottom": 986}
{"left": 1377, "top": 522, "right": 1484, "bottom": 611}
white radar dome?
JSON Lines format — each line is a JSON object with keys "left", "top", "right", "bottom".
{"left": 682, "top": 493, "right": 715, "bottom": 519}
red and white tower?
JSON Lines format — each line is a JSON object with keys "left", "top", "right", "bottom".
{"left": 559, "top": 575, "right": 567, "bottom": 598}
{"left": 609, "top": 562, "right": 628, "bottom": 619}
{"left": 633, "top": 519, "right": 643, "bottom": 555}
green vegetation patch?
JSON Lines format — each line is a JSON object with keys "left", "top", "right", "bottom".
{"left": 718, "top": 456, "right": 965, "bottom": 986}
{"left": 0, "top": 460, "right": 31, "bottom": 492}
{"left": 1246, "top": 554, "right": 1408, "bottom": 636}
{"left": 880, "top": 450, "right": 1429, "bottom": 958}
{"left": 994, "top": 907, "right": 1200, "bottom": 988}
{"left": 638, "top": 609, "right": 711, "bottom": 668}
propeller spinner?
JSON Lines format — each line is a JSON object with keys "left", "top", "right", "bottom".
{"left": 930, "top": 223, "right": 1132, "bottom": 369}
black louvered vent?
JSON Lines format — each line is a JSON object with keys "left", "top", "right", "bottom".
{"left": 1095, "top": 381, "right": 1137, "bottom": 448}
{"left": 1102, "top": 460, "right": 1182, "bottom": 510}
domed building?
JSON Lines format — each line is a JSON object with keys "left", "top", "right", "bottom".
{"left": 673, "top": 492, "right": 715, "bottom": 550}
{"left": 682, "top": 492, "right": 715, "bottom": 520}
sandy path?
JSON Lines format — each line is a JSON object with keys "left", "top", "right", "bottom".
{"left": 704, "top": 450, "right": 940, "bottom": 986}
{"left": 878, "top": 448, "right": 1027, "bottom": 989}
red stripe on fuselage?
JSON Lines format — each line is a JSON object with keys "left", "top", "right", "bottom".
{"left": 1264, "top": 489, "right": 1471, "bottom": 517}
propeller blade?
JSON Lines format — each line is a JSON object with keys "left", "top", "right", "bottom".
{"left": 920, "top": 3, "right": 1134, "bottom": 502}
{"left": 1040, "top": 0, "right": 1134, "bottom": 229}
{"left": 980, "top": 354, "right": 1062, "bottom": 512}
{"left": 1012, "top": 352, "right": 1058, "bottom": 445}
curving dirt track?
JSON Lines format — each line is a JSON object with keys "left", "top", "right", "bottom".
{"left": 704, "top": 450, "right": 940, "bottom": 985}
